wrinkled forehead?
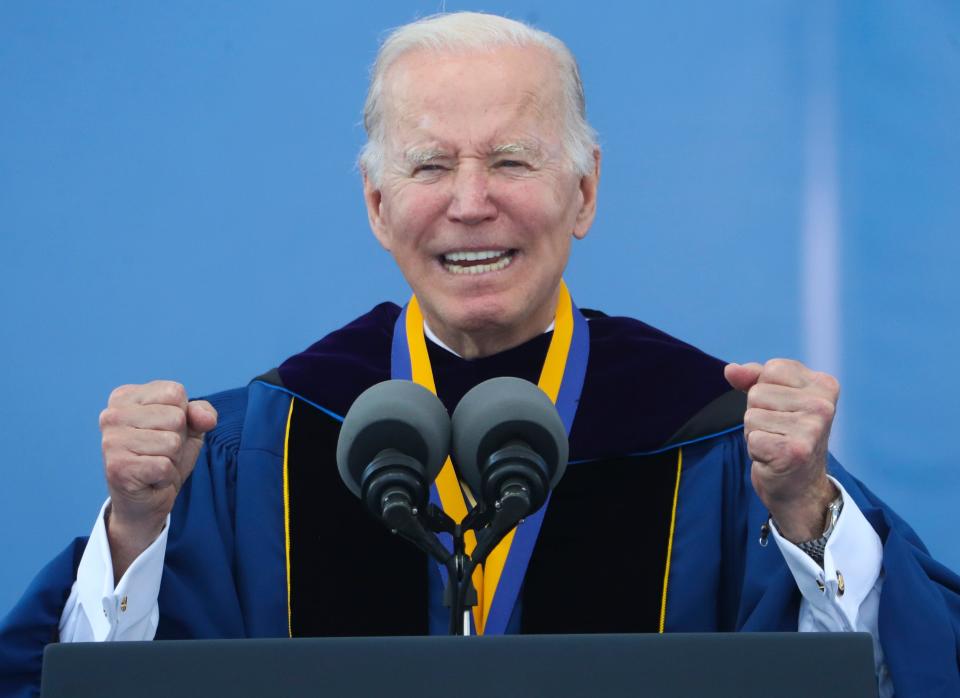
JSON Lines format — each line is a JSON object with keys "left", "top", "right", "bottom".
{"left": 380, "top": 45, "right": 567, "bottom": 151}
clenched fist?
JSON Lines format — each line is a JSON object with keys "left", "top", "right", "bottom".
{"left": 99, "top": 380, "right": 217, "bottom": 580}
{"left": 724, "top": 359, "right": 840, "bottom": 543}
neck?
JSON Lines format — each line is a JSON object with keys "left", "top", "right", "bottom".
{"left": 423, "top": 323, "right": 542, "bottom": 359}
{"left": 424, "top": 318, "right": 556, "bottom": 358}
{"left": 415, "top": 286, "right": 562, "bottom": 359}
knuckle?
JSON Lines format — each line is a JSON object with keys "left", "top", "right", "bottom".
{"left": 763, "top": 358, "right": 797, "bottom": 380}
{"left": 101, "top": 431, "right": 118, "bottom": 452}
{"left": 169, "top": 408, "right": 188, "bottom": 431}
{"left": 155, "top": 457, "right": 176, "bottom": 480}
{"left": 100, "top": 406, "right": 130, "bottom": 429}
{"left": 811, "top": 397, "right": 836, "bottom": 420}
{"left": 817, "top": 371, "right": 841, "bottom": 396}
{"left": 103, "top": 453, "right": 129, "bottom": 481}
{"left": 788, "top": 439, "right": 813, "bottom": 463}
{"left": 165, "top": 430, "right": 183, "bottom": 453}
{"left": 165, "top": 382, "right": 188, "bottom": 404}
{"left": 108, "top": 384, "right": 133, "bottom": 404}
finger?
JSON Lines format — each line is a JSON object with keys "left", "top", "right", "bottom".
{"left": 107, "top": 455, "right": 183, "bottom": 494}
{"left": 106, "top": 426, "right": 183, "bottom": 458}
{"left": 747, "top": 429, "right": 817, "bottom": 469}
{"left": 746, "top": 383, "right": 835, "bottom": 416}
{"left": 745, "top": 429, "right": 790, "bottom": 465}
{"left": 100, "top": 403, "right": 188, "bottom": 432}
{"left": 179, "top": 402, "right": 217, "bottom": 480}
{"left": 754, "top": 367, "right": 840, "bottom": 403}
{"left": 186, "top": 400, "right": 218, "bottom": 435}
{"left": 809, "top": 370, "right": 841, "bottom": 402}
{"left": 109, "top": 381, "right": 188, "bottom": 408}
{"left": 743, "top": 407, "right": 793, "bottom": 436}
{"left": 756, "top": 359, "right": 809, "bottom": 389}
{"left": 744, "top": 406, "right": 828, "bottom": 439}
{"left": 144, "top": 457, "right": 185, "bottom": 492}
{"left": 724, "top": 362, "right": 763, "bottom": 392}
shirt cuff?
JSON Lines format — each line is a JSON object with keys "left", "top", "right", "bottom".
{"left": 74, "top": 498, "right": 169, "bottom": 641}
{"left": 769, "top": 477, "right": 883, "bottom": 629}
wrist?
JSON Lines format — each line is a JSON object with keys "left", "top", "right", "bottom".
{"left": 105, "top": 504, "right": 166, "bottom": 582}
{"left": 768, "top": 478, "right": 839, "bottom": 543}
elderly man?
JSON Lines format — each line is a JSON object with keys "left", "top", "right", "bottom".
{"left": 1, "top": 12, "right": 957, "bottom": 698}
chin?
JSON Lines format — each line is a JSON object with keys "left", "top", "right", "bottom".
{"left": 426, "top": 287, "right": 510, "bottom": 325}
{"left": 446, "top": 301, "right": 515, "bottom": 333}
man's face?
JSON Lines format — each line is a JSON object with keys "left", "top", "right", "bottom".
{"left": 364, "top": 44, "right": 599, "bottom": 356}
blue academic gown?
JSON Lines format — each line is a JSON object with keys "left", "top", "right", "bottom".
{"left": 2, "top": 305, "right": 958, "bottom": 697}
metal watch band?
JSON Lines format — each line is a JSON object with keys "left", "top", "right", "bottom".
{"left": 796, "top": 494, "right": 844, "bottom": 567}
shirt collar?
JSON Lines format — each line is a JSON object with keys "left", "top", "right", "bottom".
{"left": 422, "top": 320, "right": 556, "bottom": 359}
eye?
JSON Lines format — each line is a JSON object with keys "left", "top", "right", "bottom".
{"left": 413, "top": 164, "right": 447, "bottom": 175}
{"left": 495, "top": 159, "right": 528, "bottom": 169}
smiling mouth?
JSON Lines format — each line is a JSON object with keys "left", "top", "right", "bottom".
{"left": 441, "top": 249, "right": 517, "bottom": 275}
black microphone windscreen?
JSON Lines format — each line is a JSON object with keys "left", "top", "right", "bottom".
{"left": 450, "top": 377, "right": 568, "bottom": 499}
{"left": 336, "top": 380, "right": 450, "bottom": 497}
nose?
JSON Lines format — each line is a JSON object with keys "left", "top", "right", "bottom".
{"left": 447, "top": 165, "right": 498, "bottom": 225}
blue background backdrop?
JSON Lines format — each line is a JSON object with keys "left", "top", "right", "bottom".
{"left": 2, "top": 1, "right": 958, "bottom": 616}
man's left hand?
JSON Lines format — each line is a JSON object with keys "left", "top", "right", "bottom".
{"left": 725, "top": 359, "right": 840, "bottom": 543}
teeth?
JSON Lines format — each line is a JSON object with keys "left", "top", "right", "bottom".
{"left": 443, "top": 250, "right": 505, "bottom": 262}
{"left": 444, "top": 252, "right": 515, "bottom": 274}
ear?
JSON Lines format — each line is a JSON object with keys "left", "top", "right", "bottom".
{"left": 363, "top": 170, "right": 391, "bottom": 250}
{"left": 572, "top": 147, "right": 601, "bottom": 240}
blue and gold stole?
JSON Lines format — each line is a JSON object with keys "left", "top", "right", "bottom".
{"left": 390, "top": 281, "right": 589, "bottom": 635}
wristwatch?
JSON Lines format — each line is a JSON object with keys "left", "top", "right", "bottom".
{"left": 796, "top": 494, "right": 844, "bottom": 567}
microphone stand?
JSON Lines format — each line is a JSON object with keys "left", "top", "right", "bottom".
{"left": 421, "top": 505, "right": 475, "bottom": 635}
{"left": 386, "top": 501, "right": 479, "bottom": 636}
{"left": 452, "top": 480, "right": 533, "bottom": 635}
{"left": 375, "top": 458, "right": 541, "bottom": 635}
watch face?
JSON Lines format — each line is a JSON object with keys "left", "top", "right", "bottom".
{"left": 824, "top": 496, "right": 843, "bottom": 536}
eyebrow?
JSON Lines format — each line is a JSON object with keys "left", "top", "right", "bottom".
{"left": 403, "top": 147, "right": 450, "bottom": 167}
{"left": 491, "top": 141, "right": 544, "bottom": 158}
{"left": 401, "top": 140, "right": 546, "bottom": 168}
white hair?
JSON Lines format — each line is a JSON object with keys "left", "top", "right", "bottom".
{"left": 359, "top": 11, "right": 598, "bottom": 186}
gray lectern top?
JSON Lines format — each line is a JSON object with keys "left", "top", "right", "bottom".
{"left": 41, "top": 632, "right": 877, "bottom": 698}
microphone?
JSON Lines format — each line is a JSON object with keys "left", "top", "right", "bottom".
{"left": 451, "top": 376, "right": 569, "bottom": 564}
{"left": 336, "top": 380, "right": 450, "bottom": 544}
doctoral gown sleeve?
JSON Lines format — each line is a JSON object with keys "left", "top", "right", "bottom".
{"left": 0, "top": 538, "right": 87, "bottom": 698}
{"left": 836, "top": 467, "right": 960, "bottom": 697}
{"left": 713, "top": 433, "right": 960, "bottom": 697}
{"left": 153, "top": 386, "right": 249, "bottom": 639}
{"left": 0, "top": 387, "right": 250, "bottom": 697}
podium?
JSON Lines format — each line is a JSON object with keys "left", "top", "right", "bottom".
{"left": 41, "top": 632, "right": 877, "bottom": 698}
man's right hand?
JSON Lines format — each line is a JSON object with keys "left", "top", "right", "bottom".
{"left": 99, "top": 380, "right": 218, "bottom": 582}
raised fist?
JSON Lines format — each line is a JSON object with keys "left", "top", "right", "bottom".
{"left": 99, "top": 380, "right": 217, "bottom": 578}
{"left": 725, "top": 359, "right": 840, "bottom": 542}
